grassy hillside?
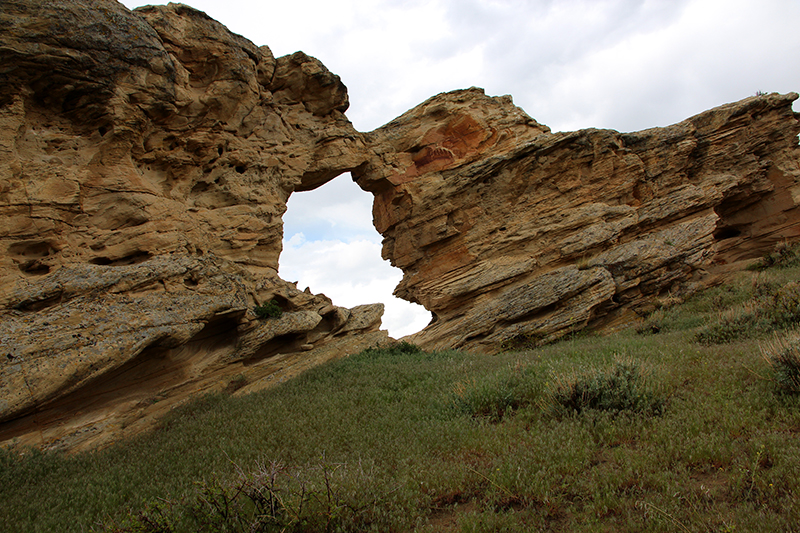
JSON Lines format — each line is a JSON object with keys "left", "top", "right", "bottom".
{"left": 4, "top": 255, "right": 800, "bottom": 532}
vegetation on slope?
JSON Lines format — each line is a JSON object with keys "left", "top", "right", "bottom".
{"left": 4, "top": 252, "right": 800, "bottom": 532}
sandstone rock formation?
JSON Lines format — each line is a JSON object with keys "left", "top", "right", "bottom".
{"left": 354, "top": 88, "right": 800, "bottom": 353}
{"left": 3, "top": 0, "right": 800, "bottom": 454}
{"left": 0, "top": 0, "right": 388, "bottom": 452}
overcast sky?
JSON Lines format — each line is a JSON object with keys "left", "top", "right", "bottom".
{"left": 121, "top": 0, "right": 800, "bottom": 338}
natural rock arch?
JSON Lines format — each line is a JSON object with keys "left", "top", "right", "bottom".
{"left": 0, "top": 0, "right": 389, "bottom": 452}
{"left": 1, "top": 0, "right": 799, "bottom": 454}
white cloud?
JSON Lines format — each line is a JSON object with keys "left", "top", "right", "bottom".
{"left": 283, "top": 178, "right": 431, "bottom": 338}
{"left": 282, "top": 175, "right": 376, "bottom": 241}
{"left": 280, "top": 232, "right": 430, "bottom": 338}
{"left": 507, "top": 0, "right": 800, "bottom": 132}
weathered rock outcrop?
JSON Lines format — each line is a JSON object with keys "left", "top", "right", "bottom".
{"left": 0, "top": 0, "right": 387, "bottom": 452}
{"left": 354, "top": 88, "right": 800, "bottom": 352}
{"left": 3, "top": 0, "right": 800, "bottom": 453}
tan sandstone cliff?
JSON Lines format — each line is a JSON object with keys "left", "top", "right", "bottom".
{"left": 354, "top": 88, "right": 800, "bottom": 353}
{"left": 3, "top": 0, "right": 800, "bottom": 454}
{"left": 0, "top": 0, "right": 388, "bottom": 452}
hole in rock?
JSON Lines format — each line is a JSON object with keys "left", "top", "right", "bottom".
{"left": 191, "top": 181, "right": 211, "bottom": 194}
{"left": 714, "top": 226, "right": 742, "bottom": 241}
{"left": 269, "top": 294, "right": 293, "bottom": 311}
{"left": 90, "top": 251, "right": 152, "bottom": 267}
{"left": 8, "top": 240, "right": 58, "bottom": 259}
{"left": 9, "top": 240, "right": 59, "bottom": 275}
{"left": 15, "top": 292, "right": 63, "bottom": 312}
{"left": 280, "top": 174, "right": 431, "bottom": 338}
{"left": 18, "top": 261, "right": 51, "bottom": 276}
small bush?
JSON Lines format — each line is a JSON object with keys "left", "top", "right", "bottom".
{"left": 547, "top": 362, "right": 663, "bottom": 417}
{"left": 225, "top": 374, "right": 248, "bottom": 394}
{"left": 353, "top": 341, "right": 422, "bottom": 361}
{"left": 101, "top": 458, "right": 419, "bottom": 533}
{"left": 394, "top": 340, "right": 422, "bottom": 354}
{"left": 636, "top": 309, "right": 666, "bottom": 335}
{"left": 767, "top": 282, "right": 800, "bottom": 327}
{"left": 500, "top": 331, "right": 545, "bottom": 351}
{"left": 636, "top": 293, "right": 687, "bottom": 334}
{"left": 451, "top": 363, "right": 542, "bottom": 422}
{"left": 695, "top": 303, "right": 768, "bottom": 344}
{"left": 103, "top": 500, "right": 176, "bottom": 532}
{"left": 748, "top": 241, "right": 800, "bottom": 271}
{"left": 761, "top": 335, "right": 800, "bottom": 394}
{"left": 254, "top": 300, "right": 283, "bottom": 319}
{"left": 636, "top": 295, "right": 708, "bottom": 335}
{"left": 751, "top": 274, "right": 780, "bottom": 299}
{"left": 695, "top": 282, "right": 800, "bottom": 344}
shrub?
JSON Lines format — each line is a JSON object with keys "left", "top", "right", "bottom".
{"left": 748, "top": 241, "right": 800, "bottom": 271}
{"left": 225, "top": 374, "right": 248, "bottom": 394}
{"left": 547, "top": 362, "right": 664, "bottom": 417}
{"left": 254, "top": 300, "right": 283, "bottom": 319}
{"left": 636, "top": 309, "right": 666, "bottom": 335}
{"left": 451, "top": 363, "right": 542, "bottom": 422}
{"left": 104, "top": 500, "right": 176, "bottom": 532}
{"left": 767, "top": 282, "right": 800, "bottom": 327}
{"left": 500, "top": 331, "right": 545, "bottom": 351}
{"left": 695, "top": 282, "right": 800, "bottom": 344}
{"left": 751, "top": 273, "right": 780, "bottom": 299}
{"left": 761, "top": 335, "right": 800, "bottom": 394}
{"left": 101, "top": 458, "right": 419, "bottom": 533}
{"left": 393, "top": 340, "right": 422, "bottom": 354}
{"left": 695, "top": 302, "right": 768, "bottom": 344}
{"left": 353, "top": 341, "right": 422, "bottom": 361}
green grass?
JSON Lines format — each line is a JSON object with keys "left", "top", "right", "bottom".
{"left": 4, "top": 267, "right": 800, "bottom": 532}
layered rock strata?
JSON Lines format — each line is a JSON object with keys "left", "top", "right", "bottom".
{"left": 354, "top": 88, "right": 800, "bottom": 352}
{"left": 0, "top": 0, "right": 387, "bottom": 452}
{"left": 3, "top": 0, "right": 800, "bottom": 453}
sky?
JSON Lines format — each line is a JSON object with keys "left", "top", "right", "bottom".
{"left": 120, "top": 0, "right": 800, "bottom": 338}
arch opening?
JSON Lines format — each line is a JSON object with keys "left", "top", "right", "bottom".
{"left": 279, "top": 174, "right": 430, "bottom": 338}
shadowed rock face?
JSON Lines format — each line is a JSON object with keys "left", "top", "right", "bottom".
{"left": 354, "top": 88, "right": 800, "bottom": 353}
{"left": 0, "top": 0, "right": 387, "bottom": 452}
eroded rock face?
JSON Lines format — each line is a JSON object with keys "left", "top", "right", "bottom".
{"left": 0, "top": 0, "right": 387, "bottom": 452}
{"left": 354, "top": 88, "right": 800, "bottom": 352}
{"left": 4, "top": 0, "right": 800, "bottom": 453}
